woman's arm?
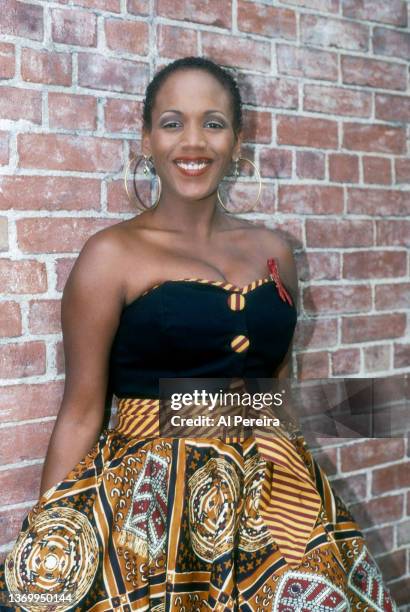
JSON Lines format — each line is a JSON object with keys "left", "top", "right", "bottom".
{"left": 38, "top": 229, "right": 125, "bottom": 498}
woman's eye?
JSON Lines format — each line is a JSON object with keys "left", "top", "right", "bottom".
{"left": 162, "top": 120, "right": 225, "bottom": 129}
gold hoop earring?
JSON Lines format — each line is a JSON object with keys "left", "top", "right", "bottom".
{"left": 124, "top": 154, "right": 162, "bottom": 210}
{"left": 217, "top": 157, "right": 262, "bottom": 214}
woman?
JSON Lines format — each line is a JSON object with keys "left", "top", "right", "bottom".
{"left": 0, "top": 57, "right": 397, "bottom": 611}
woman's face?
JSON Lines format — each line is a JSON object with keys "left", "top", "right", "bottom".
{"left": 142, "top": 69, "right": 241, "bottom": 204}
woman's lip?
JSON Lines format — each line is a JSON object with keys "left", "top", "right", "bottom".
{"left": 173, "top": 161, "right": 213, "bottom": 177}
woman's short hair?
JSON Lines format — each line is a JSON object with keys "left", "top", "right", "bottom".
{"left": 142, "top": 56, "right": 243, "bottom": 136}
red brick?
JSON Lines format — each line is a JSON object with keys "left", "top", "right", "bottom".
{"left": 258, "top": 184, "right": 279, "bottom": 214}
{"left": 0, "top": 176, "right": 100, "bottom": 211}
{"left": 277, "top": 44, "right": 338, "bottom": 81}
{"left": 49, "top": 92, "right": 97, "bottom": 130}
{"left": 377, "top": 549, "right": 407, "bottom": 582}
{"left": 0, "top": 86, "right": 41, "bottom": 124}
{"left": 373, "top": 26, "right": 410, "bottom": 60}
{"left": 0, "top": 381, "right": 63, "bottom": 423}
{"left": 220, "top": 180, "right": 275, "bottom": 214}
{"left": 105, "top": 18, "right": 148, "bottom": 55}
{"left": 331, "top": 473, "right": 367, "bottom": 503}
{"left": 364, "top": 344, "right": 391, "bottom": 372}
{"left": 202, "top": 32, "right": 271, "bottom": 72}
{"left": 362, "top": 525, "right": 394, "bottom": 556}
{"left": 347, "top": 188, "right": 410, "bottom": 216}
{"left": 329, "top": 153, "right": 359, "bottom": 183}
{"left": 395, "top": 158, "right": 410, "bottom": 183}
{"left": 104, "top": 98, "right": 143, "bottom": 133}
{"left": 342, "top": 313, "right": 406, "bottom": 343}
{"left": 296, "top": 151, "right": 325, "bottom": 179}
{"left": 259, "top": 148, "right": 292, "bottom": 179}
{"left": 69, "top": 0, "right": 120, "bottom": 9}
{"left": 55, "top": 257, "right": 77, "bottom": 291}
{"left": 306, "top": 219, "right": 373, "bottom": 248}
{"left": 238, "top": 74, "right": 298, "bottom": 110}
{"left": 0, "top": 131, "right": 9, "bottom": 166}
{"left": 375, "top": 93, "right": 410, "bottom": 123}
{"left": 344, "top": 251, "right": 406, "bottom": 279}
{"left": 0, "top": 420, "right": 55, "bottom": 464}
{"left": 242, "top": 110, "right": 271, "bottom": 144}
{"left": 394, "top": 343, "right": 410, "bottom": 369}
{"left": 297, "top": 251, "right": 341, "bottom": 282}
{"left": 294, "top": 318, "right": 338, "bottom": 350}
{"left": 372, "top": 462, "right": 410, "bottom": 495}
{"left": 375, "top": 282, "right": 410, "bottom": 311}
{"left": 301, "top": 15, "right": 369, "bottom": 51}
{"left": 157, "top": 25, "right": 197, "bottom": 59}
{"left": 389, "top": 577, "right": 410, "bottom": 607}
{"left": 343, "top": 123, "right": 406, "bottom": 154}
{"left": 304, "top": 84, "right": 371, "bottom": 118}
{"left": 56, "top": 338, "right": 65, "bottom": 373}
{"left": 303, "top": 285, "right": 371, "bottom": 315}
{"left": 0, "top": 464, "right": 42, "bottom": 505}
{"left": 296, "top": 351, "right": 330, "bottom": 379}
{"left": 127, "top": 0, "right": 149, "bottom": 15}
{"left": 341, "top": 438, "right": 405, "bottom": 472}
{"left": 279, "top": 0, "right": 338, "bottom": 12}
{"left": 0, "top": 259, "right": 47, "bottom": 293}
{"left": 0, "top": 42, "right": 15, "bottom": 78}
{"left": 157, "top": 0, "right": 231, "bottom": 28}
{"left": 0, "top": 0, "right": 43, "bottom": 41}
{"left": 377, "top": 219, "right": 410, "bottom": 246}
{"left": 237, "top": 1, "right": 296, "bottom": 40}
{"left": 0, "top": 301, "right": 21, "bottom": 337}
{"left": 18, "top": 134, "right": 123, "bottom": 172}
{"left": 363, "top": 156, "right": 392, "bottom": 184}
{"left": 398, "top": 513, "right": 410, "bottom": 544}
{"left": 29, "top": 299, "right": 61, "bottom": 334}
{"left": 21, "top": 48, "right": 71, "bottom": 86}
{"left": 16, "top": 217, "right": 116, "bottom": 253}
{"left": 341, "top": 55, "right": 407, "bottom": 91}
{"left": 51, "top": 7, "right": 97, "bottom": 46}
{"left": 107, "top": 177, "right": 137, "bottom": 213}
{"left": 78, "top": 52, "right": 149, "bottom": 94}
{"left": 279, "top": 185, "right": 343, "bottom": 214}
{"left": 342, "top": 0, "right": 407, "bottom": 26}
{"left": 0, "top": 506, "right": 28, "bottom": 546}
{"left": 0, "top": 341, "right": 46, "bottom": 378}
{"left": 331, "top": 348, "right": 360, "bottom": 375}
{"left": 277, "top": 115, "right": 338, "bottom": 149}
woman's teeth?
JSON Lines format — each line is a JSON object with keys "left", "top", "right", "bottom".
{"left": 175, "top": 161, "right": 210, "bottom": 170}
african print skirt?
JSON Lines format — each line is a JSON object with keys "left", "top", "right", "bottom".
{"left": 0, "top": 396, "right": 398, "bottom": 611}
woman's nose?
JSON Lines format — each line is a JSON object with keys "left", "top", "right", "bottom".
{"left": 180, "top": 123, "right": 206, "bottom": 148}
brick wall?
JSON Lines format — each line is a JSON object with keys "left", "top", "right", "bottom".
{"left": 0, "top": 0, "right": 409, "bottom": 606}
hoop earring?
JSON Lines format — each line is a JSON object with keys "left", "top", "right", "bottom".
{"left": 124, "top": 154, "right": 162, "bottom": 210}
{"left": 217, "top": 157, "right": 262, "bottom": 214}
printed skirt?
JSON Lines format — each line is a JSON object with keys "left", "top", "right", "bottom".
{"left": 0, "top": 396, "right": 398, "bottom": 611}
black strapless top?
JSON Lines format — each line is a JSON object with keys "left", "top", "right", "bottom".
{"left": 108, "top": 258, "right": 298, "bottom": 399}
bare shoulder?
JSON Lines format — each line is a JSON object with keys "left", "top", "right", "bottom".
{"left": 63, "top": 220, "right": 139, "bottom": 307}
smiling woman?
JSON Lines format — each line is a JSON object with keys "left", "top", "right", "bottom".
{"left": 0, "top": 57, "right": 397, "bottom": 611}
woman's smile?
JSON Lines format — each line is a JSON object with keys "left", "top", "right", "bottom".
{"left": 174, "top": 157, "right": 213, "bottom": 177}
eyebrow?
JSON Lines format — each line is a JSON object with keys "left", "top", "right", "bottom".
{"left": 159, "top": 109, "right": 228, "bottom": 117}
